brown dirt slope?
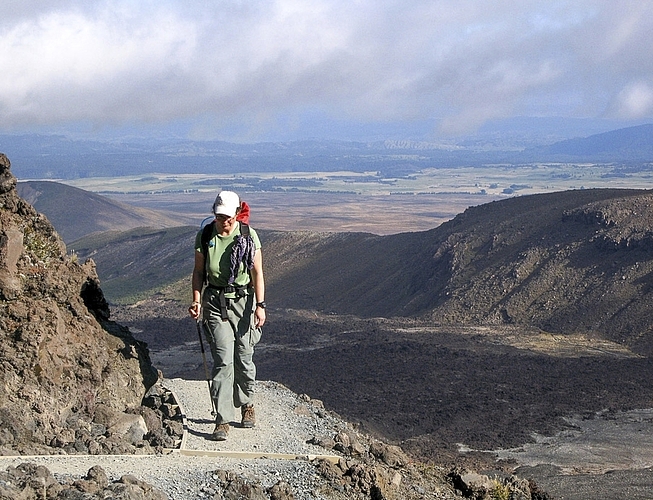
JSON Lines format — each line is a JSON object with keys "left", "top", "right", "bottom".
{"left": 69, "top": 225, "right": 198, "bottom": 303}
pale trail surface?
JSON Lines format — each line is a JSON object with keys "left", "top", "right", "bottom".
{"left": 0, "top": 379, "right": 345, "bottom": 499}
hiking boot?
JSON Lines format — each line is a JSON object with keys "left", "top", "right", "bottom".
{"left": 241, "top": 404, "right": 256, "bottom": 428}
{"left": 212, "top": 422, "right": 229, "bottom": 441}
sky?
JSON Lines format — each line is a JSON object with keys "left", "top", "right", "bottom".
{"left": 1, "top": 0, "right": 653, "bottom": 143}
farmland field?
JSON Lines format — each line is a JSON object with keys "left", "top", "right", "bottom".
{"left": 62, "top": 163, "right": 653, "bottom": 234}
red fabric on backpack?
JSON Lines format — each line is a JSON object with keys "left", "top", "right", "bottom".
{"left": 236, "top": 201, "right": 250, "bottom": 224}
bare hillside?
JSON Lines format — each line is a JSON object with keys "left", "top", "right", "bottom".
{"left": 17, "top": 181, "right": 189, "bottom": 242}
{"left": 261, "top": 188, "right": 653, "bottom": 351}
{"left": 70, "top": 225, "right": 196, "bottom": 303}
{"left": 64, "top": 186, "right": 653, "bottom": 351}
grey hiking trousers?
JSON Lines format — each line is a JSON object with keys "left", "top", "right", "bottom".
{"left": 201, "top": 288, "right": 262, "bottom": 425}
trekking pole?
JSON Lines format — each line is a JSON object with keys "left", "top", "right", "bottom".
{"left": 196, "top": 317, "right": 217, "bottom": 417}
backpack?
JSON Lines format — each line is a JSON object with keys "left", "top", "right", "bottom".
{"left": 200, "top": 220, "right": 250, "bottom": 260}
{"left": 200, "top": 221, "right": 252, "bottom": 286}
{"left": 200, "top": 200, "right": 253, "bottom": 286}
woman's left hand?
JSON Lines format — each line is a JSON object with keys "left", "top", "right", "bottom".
{"left": 255, "top": 307, "right": 266, "bottom": 328}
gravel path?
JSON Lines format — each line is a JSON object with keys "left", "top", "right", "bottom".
{"left": 0, "top": 379, "right": 346, "bottom": 499}
{"left": 164, "top": 378, "right": 345, "bottom": 459}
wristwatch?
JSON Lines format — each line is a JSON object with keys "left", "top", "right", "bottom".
{"left": 256, "top": 301, "right": 267, "bottom": 309}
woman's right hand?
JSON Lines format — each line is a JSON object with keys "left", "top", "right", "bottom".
{"left": 188, "top": 301, "right": 201, "bottom": 319}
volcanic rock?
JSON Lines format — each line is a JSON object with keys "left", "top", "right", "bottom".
{"left": 0, "top": 153, "right": 159, "bottom": 455}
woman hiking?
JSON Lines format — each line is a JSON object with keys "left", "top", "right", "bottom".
{"left": 188, "top": 190, "right": 266, "bottom": 441}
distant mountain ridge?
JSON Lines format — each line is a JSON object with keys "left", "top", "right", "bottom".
{"left": 260, "top": 188, "right": 653, "bottom": 352}
{"left": 4, "top": 123, "right": 653, "bottom": 179}
{"left": 527, "top": 123, "right": 653, "bottom": 161}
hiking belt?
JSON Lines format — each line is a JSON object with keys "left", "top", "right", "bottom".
{"left": 206, "top": 284, "right": 249, "bottom": 321}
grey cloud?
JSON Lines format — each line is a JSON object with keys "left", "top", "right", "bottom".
{"left": 0, "top": 0, "right": 652, "bottom": 139}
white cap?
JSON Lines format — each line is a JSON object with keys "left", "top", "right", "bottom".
{"left": 212, "top": 191, "right": 240, "bottom": 217}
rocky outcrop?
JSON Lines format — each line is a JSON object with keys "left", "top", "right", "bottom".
{"left": 418, "top": 189, "right": 653, "bottom": 346}
{"left": 0, "top": 463, "right": 167, "bottom": 499}
{"left": 0, "top": 153, "right": 159, "bottom": 454}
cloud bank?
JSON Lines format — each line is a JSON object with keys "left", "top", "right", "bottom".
{"left": 1, "top": 0, "right": 652, "bottom": 140}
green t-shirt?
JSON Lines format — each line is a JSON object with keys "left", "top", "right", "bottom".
{"left": 195, "top": 222, "right": 261, "bottom": 289}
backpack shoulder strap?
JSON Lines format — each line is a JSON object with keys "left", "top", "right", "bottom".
{"left": 201, "top": 221, "right": 214, "bottom": 260}
{"left": 202, "top": 221, "right": 249, "bottom": 259}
